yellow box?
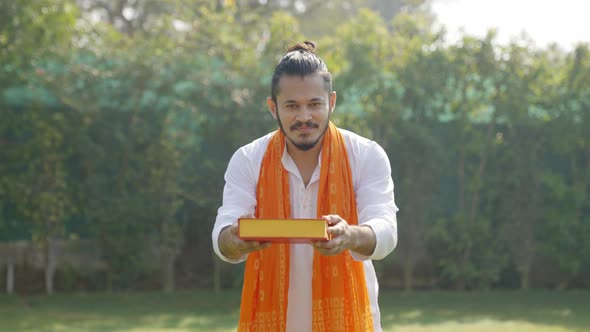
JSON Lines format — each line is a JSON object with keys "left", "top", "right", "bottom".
{"left": 238, "top": 218, "right": 330, "bottom": 243}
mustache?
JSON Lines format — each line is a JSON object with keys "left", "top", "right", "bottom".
{"left": 290, "top": 121, "right": 319, "bottom": 131}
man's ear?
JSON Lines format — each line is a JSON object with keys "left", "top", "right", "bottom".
{"left": 267, "top": 97, "right": 278, "bottom": 120}
{"left": 329, "top": 91, "right": 337, "bottom": 114}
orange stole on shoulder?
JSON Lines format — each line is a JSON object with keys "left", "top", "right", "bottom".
{"left": 238, "top": 122, "right": 374, "bottom": 332}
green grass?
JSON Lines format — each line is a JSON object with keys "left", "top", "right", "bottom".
{"left": 379, "top": 290, "right": 590, "bottom": 332}
{"left": 0, "top": 290, "right": 589, "bottom": 332}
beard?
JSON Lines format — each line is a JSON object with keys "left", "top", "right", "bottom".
{"left": 277, "top": 115, "right": 330, "bottom": 151}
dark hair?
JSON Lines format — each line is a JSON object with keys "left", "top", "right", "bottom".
{"left": 271, "top": 41, "right": 332, "bottom": 103}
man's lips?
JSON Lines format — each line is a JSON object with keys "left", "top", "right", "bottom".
{"left": 291, "top": 123, "right": 318, "bottom": 132}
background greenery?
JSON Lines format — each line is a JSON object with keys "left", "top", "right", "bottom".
{"left": 1, "top": 0, "right": 589, "bottom": 296}
{"left": 1, "top": 290, "right": 589, "bottom": 331}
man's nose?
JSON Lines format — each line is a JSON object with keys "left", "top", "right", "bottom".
{"left": 295, "top": 108, "right": 312, "bottom": 122}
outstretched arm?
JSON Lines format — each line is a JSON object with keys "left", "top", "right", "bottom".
{"left": 212, "top": 147, "right": 260, "bottom": 263}
{"left": 312, "top": 141, "right": 398, "bottom": 260}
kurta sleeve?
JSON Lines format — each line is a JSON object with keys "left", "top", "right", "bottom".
{"left": 212, "top": 147, "right": 258, "bottom": 263}
{"left": 351, "top": 141, "right": 398, "bottom": 261}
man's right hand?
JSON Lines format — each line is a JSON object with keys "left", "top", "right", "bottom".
{"left": 218, "top": 220, "right": 271, "bottom": 260}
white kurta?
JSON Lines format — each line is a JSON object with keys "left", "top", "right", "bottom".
{"left": 212, "top": 128, "right": 398, "bottom": 331}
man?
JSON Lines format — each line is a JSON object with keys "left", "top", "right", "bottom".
{"left": 212, "top": 41, "right": 398, "bottom": 332}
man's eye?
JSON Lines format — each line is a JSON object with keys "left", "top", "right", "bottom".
{"left": 310, "top": 103, "right": 321, "bottom": 108}
{"left": 286, "top": 104, "right": 297, "bottom": 109}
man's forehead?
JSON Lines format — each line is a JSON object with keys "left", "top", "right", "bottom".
{"left": 276, "top": 74, "right": 329, "bottom": 101}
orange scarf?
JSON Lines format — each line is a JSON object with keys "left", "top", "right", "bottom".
{"left": 238, "top": 122, "right": 374, "bottom": 332}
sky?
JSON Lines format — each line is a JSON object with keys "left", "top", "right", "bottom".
{"left": 431, "top": 0, "right": 590, "bottom": 50}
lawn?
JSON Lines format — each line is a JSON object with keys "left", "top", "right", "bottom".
{"left": 0, "top": 290, "right": 589, "bottom": 332}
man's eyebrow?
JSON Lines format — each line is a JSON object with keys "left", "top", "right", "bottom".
{"left": 282, "top": 98, "right": 324, "bottom": 104}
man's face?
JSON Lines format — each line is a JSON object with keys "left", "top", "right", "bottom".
{"left": 267, "top": 74, "right": 336, "bottom": 151}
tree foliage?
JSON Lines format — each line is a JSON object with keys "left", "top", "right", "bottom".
{"left": 1, "top": 0, "right": 589, "bottom": 292}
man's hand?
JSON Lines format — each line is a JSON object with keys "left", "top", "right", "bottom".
{"left": 311, "top": 215, "right": 353, "bottom": 256}
{"left": 311, "top": 214, "right": 376, "bottom": 257}
{"left": 218, "top": 217, "right": 271, "bottom": 260}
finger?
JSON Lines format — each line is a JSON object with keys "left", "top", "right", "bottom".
{"left": 312, "top": 242, "right": 325, "bottom": 251}
{"left": 245, "top": 241, "right": 271, "bottom": 253}
{"left": 256, "top": 242, "right": 272, "bottom": 251}
{"left": 322, "top": 215, "right": 337, "bottom": 225}
{"left": 325, "top": 214, "right": 346, "bottom": 226}
{"left": 327, "top": 225, "right": 345, "bottom": 236}
{"left": 311, "top": 239, "right": 329, "bottom": 247}
{"left": 245, "top": 240, "right": 271, "bottom": 250}
{"left": 242, "top": 240, "right": 264, "bottom": 250}
{"left": 315, "top": 246, "right": 341, "bottom": 256}
{"left": 313, "top": 239, "right": 338, "bottom": 251}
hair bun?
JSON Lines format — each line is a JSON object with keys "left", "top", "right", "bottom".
{"left": 287, "top": 41, "right": 317, "bottom": 54}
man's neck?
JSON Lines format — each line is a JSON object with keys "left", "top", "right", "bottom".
{"left": 286, "top": 138, "right": 324, "bottom": 187}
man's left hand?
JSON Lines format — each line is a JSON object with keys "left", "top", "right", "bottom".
{"left": 311, "top": 214, "right": 355, "bottom": 256}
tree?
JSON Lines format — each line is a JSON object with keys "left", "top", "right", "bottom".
{"left": 540, "top": 44, "right": 590, "bottom": 288}
{"left": 427, "top": 32, "right": 508, "bottom": 290}
{"left": 0, "top": 0, "right": 78, "bottom": 294}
